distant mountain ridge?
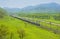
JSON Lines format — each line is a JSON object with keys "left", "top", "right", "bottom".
{"left": 20, "top": 3, "right": 60, "bottom": 13}
{"left": 4, "top": 7, "right": 20, "bottom": 12}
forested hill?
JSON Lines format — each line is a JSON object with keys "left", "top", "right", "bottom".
{"left": 19, "top": 3, "right": 60, "bottom": 13}
{"left": 0, "top": 8, "right": 8, "bottom": 18}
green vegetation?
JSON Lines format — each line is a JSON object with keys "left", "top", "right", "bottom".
{"left": 0, "top": 16, "right": 59, "bottom": 39}
{"left": 17, "top": 13, "right": 60, "bottom": 34}
{"left": 0, "top": 8, "right": 60, "bottom": 39}
{"left": 0, "top": 8, "right": 8, "bottom": 18}
{"left": 0, "top": 25, "right": 9, "bottom": 39}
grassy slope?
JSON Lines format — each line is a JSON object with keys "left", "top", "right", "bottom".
{"left": 0, "top": 16, "right": 59, "bottom": 39}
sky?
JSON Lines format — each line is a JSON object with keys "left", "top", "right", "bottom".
{"left": 0, "top": 0, "right": 60, "bottom": 8}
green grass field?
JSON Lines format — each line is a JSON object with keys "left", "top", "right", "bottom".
{"left": 0, "top": 16, "right": 59, "bottom": 39}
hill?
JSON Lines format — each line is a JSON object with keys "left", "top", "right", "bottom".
{"left": 0, "top": 8, "right": 7, "bottom": 18}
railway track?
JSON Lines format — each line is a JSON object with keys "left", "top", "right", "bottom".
{"left": 11, "top": 15, "right": 40, "bottom": 26}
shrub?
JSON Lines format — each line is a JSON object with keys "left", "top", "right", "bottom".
{"left": 17, "top": 29, "right": 25, "bottom": 39}
{"left": 0, "top": 25, "right": 9, "bottom": 39}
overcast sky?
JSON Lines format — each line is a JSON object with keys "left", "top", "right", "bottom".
{"left": 0, "top": 0, "right": 60, "bottom": 8}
